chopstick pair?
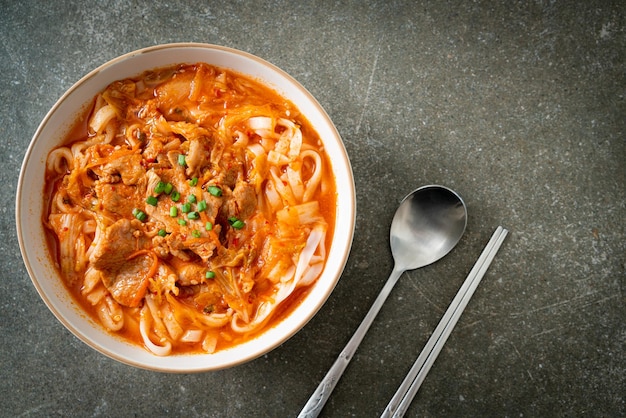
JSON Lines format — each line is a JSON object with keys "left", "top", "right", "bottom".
{"left": 381, "top": 226, "right": 509, "bottom": 418}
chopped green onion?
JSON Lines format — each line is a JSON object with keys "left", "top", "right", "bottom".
{"left": 189, "top": 177, "right": 198, "bottom": 186}
{"left": 191, "top": 230, "right": 201, "bottom": 238}
{"left": 207, "top": 186, "right": 222, "bottom": 197}
{"left": 197, "top": 200, "right": 207, "bottom": 212}
{"left": 157, "top": 229, "right": 167, "bottom": 237}
{"left": 132, "top": 208, "right": 147, "bottom": 222}
{"left": 169, "top": 206, "right": 178, "bottom": 217}
{"left": 181, "top": 202, "right": 191, "bottom": 213}
{"left": 154, "top": 181, "right": 167, "bottom": 194}
{"left": 178, "top": 218, "right": 187, "bottom": 226}
{"left": 171, "top": 191, "right": 181, "bottom": 202}
{"left": 146, "top": 195, "right": 158, "bottom": 206}
{"left": 177, "top": 154, "right": 186, "bottom": 166}
{"left": 187, "top": 194, "right": 197, "bottom": 204}
{"left": 205, "top": 221, "right": 213, "bottom": 231}
{"left": 228, "top": 217, "right": 245, "bottom": 229}
{"left": 164, "top": 182, "right": 174, "bottom": 194}
{"left": 205, "top": 271, "right": 216, "bottom": 279}
{"left": 187, "top": 211, "right": 200, "bottom": 220}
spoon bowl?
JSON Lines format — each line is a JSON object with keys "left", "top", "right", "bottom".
{"left": 391, "top": 185, "right": 467, "bottom": 271}
{"left": 299, "top": 185, "right": 467, "bottom": 418}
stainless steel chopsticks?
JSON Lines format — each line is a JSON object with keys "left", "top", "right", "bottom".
{"left": 381, "top": 226, "right": 509, "bottom": 418}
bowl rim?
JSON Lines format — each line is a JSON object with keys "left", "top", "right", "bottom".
{"left": 16, "top": 43, "right": 356, "bottom": 372}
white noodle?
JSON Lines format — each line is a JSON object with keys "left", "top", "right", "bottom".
{"left": 145, "top": 295, "right": 170, "bottom": 341}
{"left": 85, "top": 222, "right": 103, "bottom": 261}
{"left": 269, "top": 167, "right": 296, "bottom": 206}
{"left": 50, "top": 213, "right": 82, "bottom": 282}
{"left": 264, "top": 180, "right": 282, "bottom": 211}
{"left": 125, "top": 123, "right": 143, "bottom": 147}
{"left": 246, "top": 143, "right": 265, "bottom": 157}
{"left": 103, "top": 122, "right": 116, "bottom": 144}
{"left": 161, "top": 303, "right": 183, "bottom": 340}
{"left": 81, "top": 267, "right": 101, "bottom": 295}
{"left": 89, "top": 104, "right": 116, "bottom": 134}
{"left": 202, "top": 333, "right": 218, "bottom": 353}
{"left": 286, "top": 165, "right": 304, "bottom": 202}
{"left": 140, "top": 305, "right": 172, "bottom": 356}
{"left": 230, "top": 264, "right": 296, "bottom": 334}
{"left": 46, "top": 147, "right": 74, "bottom": 173}
{"left": 248, "top": 116, "right": 272, "bottom": 131}
{"left": 299, "top": 262, "right": 324, "bottom": 287}
{"left": 301, "top": 150, "right": 323, "bottom": 203}
{"left": 96, "top": 295, "right": 124, "bottom": 331}
{"left": 196, "top": 312, "right": 232, "bottom": 328}
{"left": 180, "top": 329, "right": 204, "bottom": 343}
{"left": 233, "top": 130, "right": 249, "bottom": 148}
{"left": 54, "top": 193, "right": 72, "bottom": 214}
{"left": 74, "top": 235, "right": 88, "bottom": 274}
{"left": 267, "top": 150, "right": 289, "bottom": 165}
{"left": 85, "top": 285, "right": 107, "bottom": 305}
{"left": 293, "top": 224, "right": 324, "bottom": 288}
{"left": 277, "top": 118, "right": 302, "bottom": 160}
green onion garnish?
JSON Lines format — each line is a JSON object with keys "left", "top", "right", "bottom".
{"left": 181, "top": 202, "right": 191, "bottom": 213}
{"left": 207, "top": 186, "right": 222, "bottom": 197}
{"left": 164, "top": 182, "right": 174, "bottom": 194}
{"left": 197, "top": 200, "right": 207, "bottom": 212}
{"left": 177, "top": 154, "right": 186, "bottom": 166}
{"left": 171, "top": 191, "right": 181, "bottom": 202}
{"left": 205, "top": 221, "right": 213, "bottom": 231}
{"left": 132, "top": 208, "right": 147, "bottom": 222}
{"left": 189, "top": 177, "right": 198, "bottom": 186}
{"left": 157, "top": 229, "right": 167, "bottom": 237}
{"left": 146, "top": 195, "right": 158, "bottom": 206}
{"left": 178, "top": 218, "right": 187, "bottom": 226}
{"left": 187, "top": 211, "right": 199, "bottom": 220}
{"left": 154, "top": 181, "right": 167, "bottom": 194}
{"left": 169, "top": 206, "right": 178, "bottom": 217}
{"left": 228, "top": 217, "right": 245, "bottom": 229}
{"left": 205, "top": 271, "right": 216, "bottom": 279}
{"left": 187, "top": 194, "right": 197, "bottom": 204}
{"left": 191, "top": 230, "right": 201, "bottom": 238}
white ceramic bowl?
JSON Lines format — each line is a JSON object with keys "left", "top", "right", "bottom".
{"left": 16, "top": 43, "right": 355, "bottom": 372}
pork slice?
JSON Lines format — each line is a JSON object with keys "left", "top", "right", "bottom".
{"left": 90, "top": 219, "right": 149, "bottom": 268}
{"left": 174, "top": 262, "right": 207, "bottom": 286}
{"left": 90, "top": 219, "right": 153, "bottom": 307}
{"left": 232, "top": 181, "right": 257, "bottom": 219}
{"left": 199, "top": 193, "right": 221, "bottom": 220}
{"left": 95, "top": 181, "right": 145, "bottom": 218}
{"left": 165, "top": 231, "right": 217, "bottom": 263}
{"left": 214, "top": 156, "right": 241, "bottom": 188}
{"left": 220, "top": 180, "right": 257, "bottom": 221}
{"left": 185, "top": 137, "right": 210, "bottom": 177}
{"left": 99, "top": 153, "right": 145, "bottom": 185}
{"left": 104, "top": 254, "right": 153, "bottom": 307}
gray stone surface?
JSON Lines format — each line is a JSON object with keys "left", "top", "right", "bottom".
{"left": 1, "top": 0, "right": 624, "bottom": 416}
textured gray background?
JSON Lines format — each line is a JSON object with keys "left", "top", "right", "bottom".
{"left": 1, "top": 1, "right": 624, "bottom": 417}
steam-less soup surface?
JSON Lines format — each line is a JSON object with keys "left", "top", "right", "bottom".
{"left": 44, "top": 63, "right": 335, "bottom": 355}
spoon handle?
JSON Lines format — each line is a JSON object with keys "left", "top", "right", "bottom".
{"left": 298, "top": 266, "right": 405, "bottom": 418}
{"left": 381, "top": 226, "right": 508, "bottom": 418}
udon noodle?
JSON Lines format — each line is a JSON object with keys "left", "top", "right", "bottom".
{"left": 44, "top": 63, "right": 335, "bottom": 355}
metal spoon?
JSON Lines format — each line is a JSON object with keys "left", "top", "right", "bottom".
{"left": 298, "top": 185, "right": 467, "bottom": 418}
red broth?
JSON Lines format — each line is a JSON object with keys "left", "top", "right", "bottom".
{"left": 44, "top": 63, "right": 336, "bottom": 355}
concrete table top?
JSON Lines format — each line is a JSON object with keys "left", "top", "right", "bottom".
{"left": 1, "top": 1, "right": 623, "bottom": 416}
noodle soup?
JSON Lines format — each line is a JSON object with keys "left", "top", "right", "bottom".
{"left": 44, "top": 63, "right": 335, "bottom": 356}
